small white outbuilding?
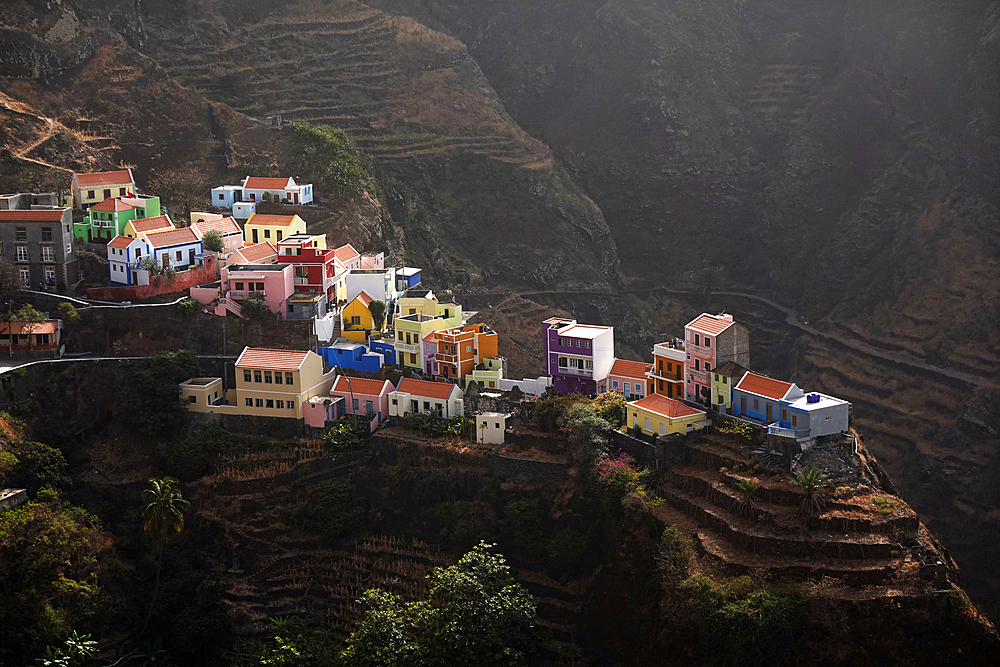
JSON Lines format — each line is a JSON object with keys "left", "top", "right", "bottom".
{"left": 476, "top": 412, "right": 510, "bottom": 445}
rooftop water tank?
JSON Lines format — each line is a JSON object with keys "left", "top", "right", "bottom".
{"left": 807, "top": 393, "right": 821, "bottom": 404}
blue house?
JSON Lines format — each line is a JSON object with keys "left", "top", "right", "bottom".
{"left": 368, "top": 338, "right": 397, "bottom": 365}
{"left": 395, "top": 267, "right": 421, "bottom": 293}
{"left": 732, "top": 371, "right": 803, "bottom": 425}
{"left": 317, "top": 339, "right": 385, "bottom": 373}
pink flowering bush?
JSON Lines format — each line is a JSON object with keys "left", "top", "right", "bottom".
{"left": 594, "top": 453, "right": 661, "bottom": 514}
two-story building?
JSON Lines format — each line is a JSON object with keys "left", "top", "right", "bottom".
{"left": 394, "top": 290, "right": 462, "bottom": 371}
{"left": 648, "top": 339, "right": 686, "bottom": 399}
{"left": 72, "top": 169, "right": 135, "bottom": 209}
{"left": 388, "top": 377, "right": 464, "bottom": 419}
{"left": 712, "top": 361, "right": 749, "bottom": 413}
{"left": 542, "top": 317, "right": 615, "bottom": 395}
{"left": 215, "top": 263, "right": 295, "bottom": 318}
{"left": 74, "top": 194, "right": 161, "bottom": 243}
{"left": 432, "top": 322, "right": 499, "bottom": 385}
{"left": 600, "top": 358, "right": 651, "bottom": 400}
{"left": 684, "top": 313, "right": 750, "bottom": 404}
{"left": 108, "top": 226, "right": 205, "bottom": 286}
{"left": 0, "top": 207, "right": 77, "bottom": 289}
{"left": 244, "top": 213, "right": 307, "bottom": 245}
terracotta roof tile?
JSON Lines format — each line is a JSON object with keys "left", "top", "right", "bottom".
{"left": 332, "top": 376, "right": 391, "bottom": 396}
{"left": 334, "top": 244, "right": 359, "bottom": 262}
{"left": 236, "top": 347, "right": 312, "bottom": 371}
{"left": 129, "top": 215, "right": 174, "bottom": 233}
{"left": 353, "top": 291, "right": 373, "bottom": 307}
{"left": 142, "top": 227, "right": 200, "bottom": 247}
{"left": 610, "top": 358, "right": 652, "bottom": 380}
{"left": 244, "top": 177, "right": 292, "bottom": 190}
{"left": 108, "top": 236, "right": 135, "bottom": 249}
{"left": 0, "top": 209, "right": 67, "bottom": 221}
{"left": 91, "top": 197, "right": 134, "bottom": 212}
{"left": 629, "top": 394, "right": 705, "bottom": 419}
{"left": 234, "top": 242, "right": 277, "bottom": 263}
{"left": 735, "top": 372, "right": 795, "bottom": 401}
{"left": 75, "top": 169, "right": 133, "bottom": 188}
{"left": 395, "top": 377, "right": 457, "bottom": 400}
{"left": 3, "top": 321, "right": 58, "bottom": 335}
{"left": 192, "top": 217, "right": 241, "bottom": 235}
{"left": 247, "top": 214, "right": 300, "bottom": 227}
{"left": 686, "top": 313, "right": 735, "bottom": 336}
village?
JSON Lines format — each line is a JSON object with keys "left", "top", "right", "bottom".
{"left": 0, "top": 168, "right": 856, "bottom": 460}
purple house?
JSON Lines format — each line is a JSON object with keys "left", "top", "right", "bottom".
{"left": 542, "top": 317, "right": 615, "bottom": 395}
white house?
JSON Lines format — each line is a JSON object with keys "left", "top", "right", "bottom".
{"left": 242, "top": 176, "right": 313, "bottom": 205}
{"left": 346, "top": 267, "right": 394, "bottom": 304}
{"left": 389, "top": 377, "right": 464, "bottom": 419}
{"left": 191, "top": 215, "right": 244, "bottom": 255}
{"left": 107, "top": 235, "right": 148, "bottom": 286}
{"left": 476, "top": 412, "right": 510, "bottom": 445}
{"left": 783, "top": 393, "right": 851, "bottom": 441}
{"left": 144, "top": 227, "right": 204, "bottom": 270}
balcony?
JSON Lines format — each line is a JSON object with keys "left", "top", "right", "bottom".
{"left": 647, "top": 369, "right": 684, "bottom": 383}
{"left": 294, "top": 277, "right": 310, "bottom": 286}
{"left": 689, "top": 369, "right": 710, "bottom": 384}
{"left": 556, "top": 365, "right": 593, "bottom": 378}
{"left": 767, "top": 424, "right": 810, "bottom": 441}
{"left": 395, "top": 341, "right": 420, "bottom": 354}
{"left": 436, "top": 352, "right": 459, "bottom": 363}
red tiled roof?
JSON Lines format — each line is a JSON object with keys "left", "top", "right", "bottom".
{"left": 610, "top": 358, "right": 652, "bottom": 381}
{"left": 353, "top": 291, "right": 373, "bottom": 307}
{"left": 142, "top": 226, "right": 200, "bottom": 247}
{"left": 2, "top": 321, "right": 58, "bottom": 335}
{"left": 630, "top": 394, "right": 704, "bottom": 419}
{"left": 234, "top": 242, "right": 277, "bottom": 263}
{"left": 334, "top": 244, "right": 359, "bottom": 262}
{"left": 236, "top": 347, "right": 311, "bottom": 370}
{"left": 332, "top": 376, "right": 390, "bottom": 396}
{"left": 244, "top": 177, "right": 292, "bottom": 190}
{"left": 247, "top": 214, "right": 300, "bottom": 227}
{"left": 129, "top": 215, "right": 174, "bottom": 233}
{"left": 91, "top": 197, "right": 134, "bottom": 212}
{"left": 0, "top": 209, "right": 67, "bottom": 221}
{"left": 714, "top": 361, "right": 749, "bottom": 380}
{"left": 108, "top": 236, "right": 135, "bottom": 249}
{"left": 75, "top": 169, "right": 133, "bottom": 188}
{"left": 735, "top": 372, "right": 795, "bottom": 401}
{"left": 395, "top": 377, "right": 456, "bottom": 400}
{"left": 193, "top": 217, "right": 241, "bottom": 235}
{"left": 686, "top": 313, "right": 735, "bottom": 336}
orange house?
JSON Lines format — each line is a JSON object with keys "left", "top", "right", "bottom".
{"left": 433, "top": 323, "right": 498, "bottom": 384}
{"left": 649, "top": 339, "right": 686, "bottom": 399}
{"left": 0, "top": 320, "right": 62, "bottom": 353}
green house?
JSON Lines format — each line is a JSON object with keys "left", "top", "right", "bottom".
{"left": 75, "top": 195, "right": 161, "bottom": 243}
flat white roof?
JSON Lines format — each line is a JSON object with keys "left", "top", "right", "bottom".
{"left": 788, "top": 393, "right": 850, "bottom": 411}
{"left": 398, "top": 267, "right": 421, "bottom": 276}
{"left": 477, "top": 412, "right": 510, "bottom": 418}
{"left": 559, "top": 324, "right": 611, "bottom": 339}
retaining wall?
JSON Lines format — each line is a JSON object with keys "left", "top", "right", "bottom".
{"left": 85, "top": 256, "right": 218, "bottom": 301}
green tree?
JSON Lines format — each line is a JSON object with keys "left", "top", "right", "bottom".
{"left": 124, "top": 351, "right": 200, "bottom": 435}
{"left": 286, "top": 123, "right": 370, "bottom": 200}
{"left": 3, "top": 304, "right": 45, "bottom": 355}
{"left": 201, "top": 230, "right": 224, "bottom": 253}
{"left": 592, "top": 391, "right": 627, "bottom": 428}
{"left": 139, "top": 477, "right": 191, "bottom": 636}
{"left": 240, "top": 291, "right": 273, "bottom": 320}
{"left": 367, "top": 299, "right": 386, "bottom": 331}
{"left": 790, "top": 466, "right": 828, "bottom": 518}
{"left": 11, "top": 441, "right": 70, "bottom": 495}
{"left": 56, "top": 302, "right": 81, "bottom": 346}
{"left": 341, "top": 542, "right": 536, "bottom": 667}
{"left": 35, "top": 630, "right": 97, "bottom": 666}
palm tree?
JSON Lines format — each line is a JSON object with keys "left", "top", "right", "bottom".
{"left": 737, "top": 477, "right": 760, "bottom": 521}
{"left": 790, "top": 466, "right": 828, "bottom": 518}
{"left": 139, "top": 476, "right": 191, "bottom": 635}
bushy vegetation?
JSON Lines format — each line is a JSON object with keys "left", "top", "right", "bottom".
{"left": 534, "top": 394, "right": 589, "bottom": 431}
{"left": 286, "top": 123, "right": 371, "bottom": 200}
{"left": 592, "top": 391, "right": 627, "bottom": 428}
{"left": 298, "top": 477, "right": 367, "bottom": 539}
{"left": 162, "top": 422, "right": 273, "bottom": 481}
{"left": 201, "top": 229, "right": 224, "bottom": 252}
{"left": 592, "top": 452, "right": 659, "bottom": 517}
{"left": 124, "top": 350, "right": 200, "bottom": 435}
{"left": 240, "top": 291, "right": 274, "bottom": 320}
{"left": 398, "top": 413, "right": 470, "bottom": 438}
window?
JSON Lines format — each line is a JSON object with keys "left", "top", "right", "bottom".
{"left": 705, "top": 337, "right": 711, "bottom": 348}
{"left": 705, "top": 363, "right": 711, "bottom": 373}
{"left": 15, "top": 226, "right": 26, "bottom": 241}
{"left": 391, "top": 398, "right": 398, "bottom": 405}
{"left": 644, "top": 417, "right": 652, "bottom": 432}
{"left": 244, "top": 370, "right": 251, "bottom": 382}
{"left": 264, "top": 371, "right": 272, "bottom": 384}
{"left": 245, "top": 398, "right": 253, "bottom": 407}
{"left": 694, "top": 359, "right": 700, "bottom": 371}
{"left": 719, "top": 395, "right": 725, "bottom": 404}
{"left": 351, "top": 316, "right": 361, "bottom": 325}
{"left": 275, "top": 373, "right": 283, "bottom": 385}
{"left": 585, "top": 341, "right": 591, "bottom": 348}
{"left": 276, "top": 400, "right": 284, "bottom": 409}
{"left": 287, "top": 400, "right": 295, "bottom": 410}
{"left": 16, "top": 246, "right": 28, "bottom": 262}
{"left": 277, "top": 231, "right": 282, "bottom": 241}
{"left": 423, "top": 401, "right": 431, "bottom": 411}
{"left": 256, "top": 282, "right": 264, "bottom": 291}
{"left": 791, "top": 415, "right": 797, "bottom": 427}
{"left": 41, "top": 227, "right": 52, "bottom": 242}
{"left": 365, "top": 400, "right": 374, "bottom": 413}
{"left": 753, "top": 399, "right": 759, "bottom": 410}
{"left": 559, "top": 357, "right": 567, "bottom": 368}
{"left": 87, "top": 190, "right": 95, "bottom": 199}
{"left": 256, "top": 399, "right": 263, "bottom": 407}
{"left": 119, "top": 187, "right": 126, "bottom": 196}
{"left": 782, "top": 409, "right": 787, "bottom": 421}
{"left": 714, "top": 374, "right": 720, "bottom": 382}
{"left": 103, "top": 189, "right": 111, "bottom": 199}
{"left": 235, "top": 282, "right": 244, "bottom": 291}
{"left": 285, "top": 373, "right": 293, "bottom": 384}
{"left": 624, "top": 382, "right": 631, "bottom": 392}
{"left": 43, "top": 267, "right": 55, "bottom": 283}
{"left": 667, "top": 362, "right": 673, "bottom": 372}
{"left": 264, "top": 229, "right": 271, "bottom": 238}
{"left": 266, "top": 399, "right": 274, "bottom": 408}
{"left": 219, "top": 193, "right": 225, "bottom": 200}
{"left": 286, "top": 248, "right": 293, "bottom": 255}
{"left": 254, "top": 370, "right": 262, "bottom": 383}
{"left": 409, "top": 353, "right": 416, "bottom": 364}
{"left": 353, "top": 398, "right": 359, "bottom": 411}
{"left": 189, "top": 395, "right": 197, "bottom": 404}
{"left": 41, "top": 246, "right": 54, "bottom": 262}
{"left": 694, "top": 333, "right": 700, "bottom": 346}
{"left": 612, "top": 380, "right": 619, "bottom": 389}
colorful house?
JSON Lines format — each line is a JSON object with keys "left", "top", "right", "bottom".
{"left": 242, "top": 176, "right": 313, "bottom": 205}
{"left": 191, "top": 215, "right": 244, "bottom": 255}
{"left": 72, "top": 169, "right": 135, "bottom": 209}
{"left": 432, "top": 322, "right": 499, "bottom": 385}
{"left": 342, "top": 291, "right": 381, "bottom": 342}
{"left": 0, "top": 207, "right": 78, "bottom": 289}
{"left": 227, "top": 241, "right": 277, "bottom": 266}
{"left": 244, "top": 213, "right": 306, "bottom": 245}
{"left": 333, "top": 243, "right": 361, "bottom": 271}
{"left": 389, "top": 377, "right": 464, "bottom": 419}
{"left": 144, "top": 227, "right": 204, "bottom": 271}
{"left": 395, "top": 267, "right": 422, "bottom": 294}
{"left": 108, "top": 226, "right": 204, "bottom": 285}
{"left": 123, "top": 214, "right": 174, "bottom": 239}
{"left": 274, "top": 234, "right": 345, "bottom": 305}
{"left": 215, "top": 263, "right": 295, "bottom": 318}
{"left": 393, "top": 289, "right": 462, "bottom": 371}
{"left": 304, "top": 375, "right": 393, "bottom": 430}
{"left": 465, "top": 356, "right": 506, "bottom": 391}
{"left": 107, "top": 235, "right": 147, "bottom": 285}
{"left": 732, "top": 371, "right": 850, "bottom": 441}
{"left": 180, "top": 347, "right": 338, "bottom": 420}
{"left": 0, "top": 319, "right": 62, "bottom": 353}
{"left": 684, "top": 313, "right": 750, "bottom": 404}
{"left": 75, "top": 195, "right": 161, "bottom": 243}
{"left": 600, "top": 358, "right": 651, "bottom": 400}
{"left": 648, "top": 339, "right": 686, "bottom": 399}
{"left": 712, "top": 361, "right": 749, "bottom": 413}
{"left": 627, "top": 394, "right": 707, "bottom": 437}
{"left": 316, "top": 339, "right": 384, "bottom": 373}
{"left": 542, "top": 317, "right": 615, "bottom": 395}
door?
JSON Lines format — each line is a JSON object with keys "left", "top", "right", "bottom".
{"left": 766, "top": 403, "right": 772, "bottom": 422}
{"left": 294, "top": 192, "right": 299, "bottom": 204}
{"left": 740, "top": 396, "right": 746, "bottom": 414}
{"left": 189, "top": 249, "right": 196, "bottom": 265}
{"left": 131, "top": 271, "right": 137, "bottom": 285}
{"left": 252, "top": 228, "right": 259, "bottom": 243}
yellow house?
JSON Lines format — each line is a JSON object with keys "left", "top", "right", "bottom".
{"left": 711, "top": 361, "right": 749, "bottom": 414}
{"left": 72, "top": 169, "right": 136, "bottom": 209}
{"left": 124, "top": 214, "right": 174, "bottom": 238}
{"left": 627, "top": 394, "right": 707, "bottom": 437}
{"left": 342, "top": 291, "right": 382, "bottom": 342}
{"left": 244, "top": 213, "right": 307, "bottom": 245}
{"left": 180, "top": 347, "right": 337, "bottom": 420}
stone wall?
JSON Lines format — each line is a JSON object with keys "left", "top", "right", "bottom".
{"left": 85, "top": 256, "right": 218, "bottom": 301}
{"left": 486, "top": 453, "right": 567, "bottom": 486}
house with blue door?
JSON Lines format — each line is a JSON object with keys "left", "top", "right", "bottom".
{"left": 107, "top": 235, "right": 147, "bottom": 285}
{"left": 732, "top": 371, "right": 850, "bottom": 442}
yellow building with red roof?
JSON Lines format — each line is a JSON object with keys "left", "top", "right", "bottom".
{"left": 244, "top": 213, "right": 306, "bottom": 245}
{"left": 342, "top": 291, "right": 381, "bottom": 342}
{"left": 72, "top": 169, "right": 135, "bottom": 209}
{"left": 626, "top": 394, "right": 707, "bottom": 437}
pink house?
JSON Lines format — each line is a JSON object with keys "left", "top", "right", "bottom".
{"left": 191, "top": 215, "right": 244, "bottom": 255}
{"left": 303, "top": 375, "right": 394, "bottom": 430}
{"left": 216, "top": 262, "right": 295, "bottom": 318}
{"left": 226, "top": 241, "right": 277, "bottom": 267}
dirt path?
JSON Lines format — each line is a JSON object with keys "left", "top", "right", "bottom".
{"left": 0, "top": 94, "right": 73, "bottom": 172}
{"left": 514, "top": 286, "right": 998, "bottom": 390}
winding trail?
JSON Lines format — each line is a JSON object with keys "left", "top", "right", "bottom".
{"left": 0, "top": 93, "right": 73, "bottom": 172}
{"left": 514, "top": 286, "right": 998, "bottom": 390}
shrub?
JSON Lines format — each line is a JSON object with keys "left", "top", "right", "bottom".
{"left": 656, "top": 525, "right": 692, "bottom": 585}
{"left": 240, "top": 292, "right": 273, "bottom": 320}
{"left": 299, "top": 478, "right": 366, "bottom": 539}
{"left": 535, "top": 394, "right": 589, "bottom": 431}
{"left": 11, "top": 441, "right": 70, "bottom": 495}
{"left": 592, "top": 391, "right": 627, "bottom": 428}
{"left": 286, "top": 123, "right": 370, "bottom": 200}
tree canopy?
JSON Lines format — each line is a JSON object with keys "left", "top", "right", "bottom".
{"left": 201, "top": 229, "right": 224, "bottom": 253}
{"left": 124, "top": 350, "right": 200, "bottom": 434}
{"left": 286, "top": 123, "right": 370, "bottom": 200}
